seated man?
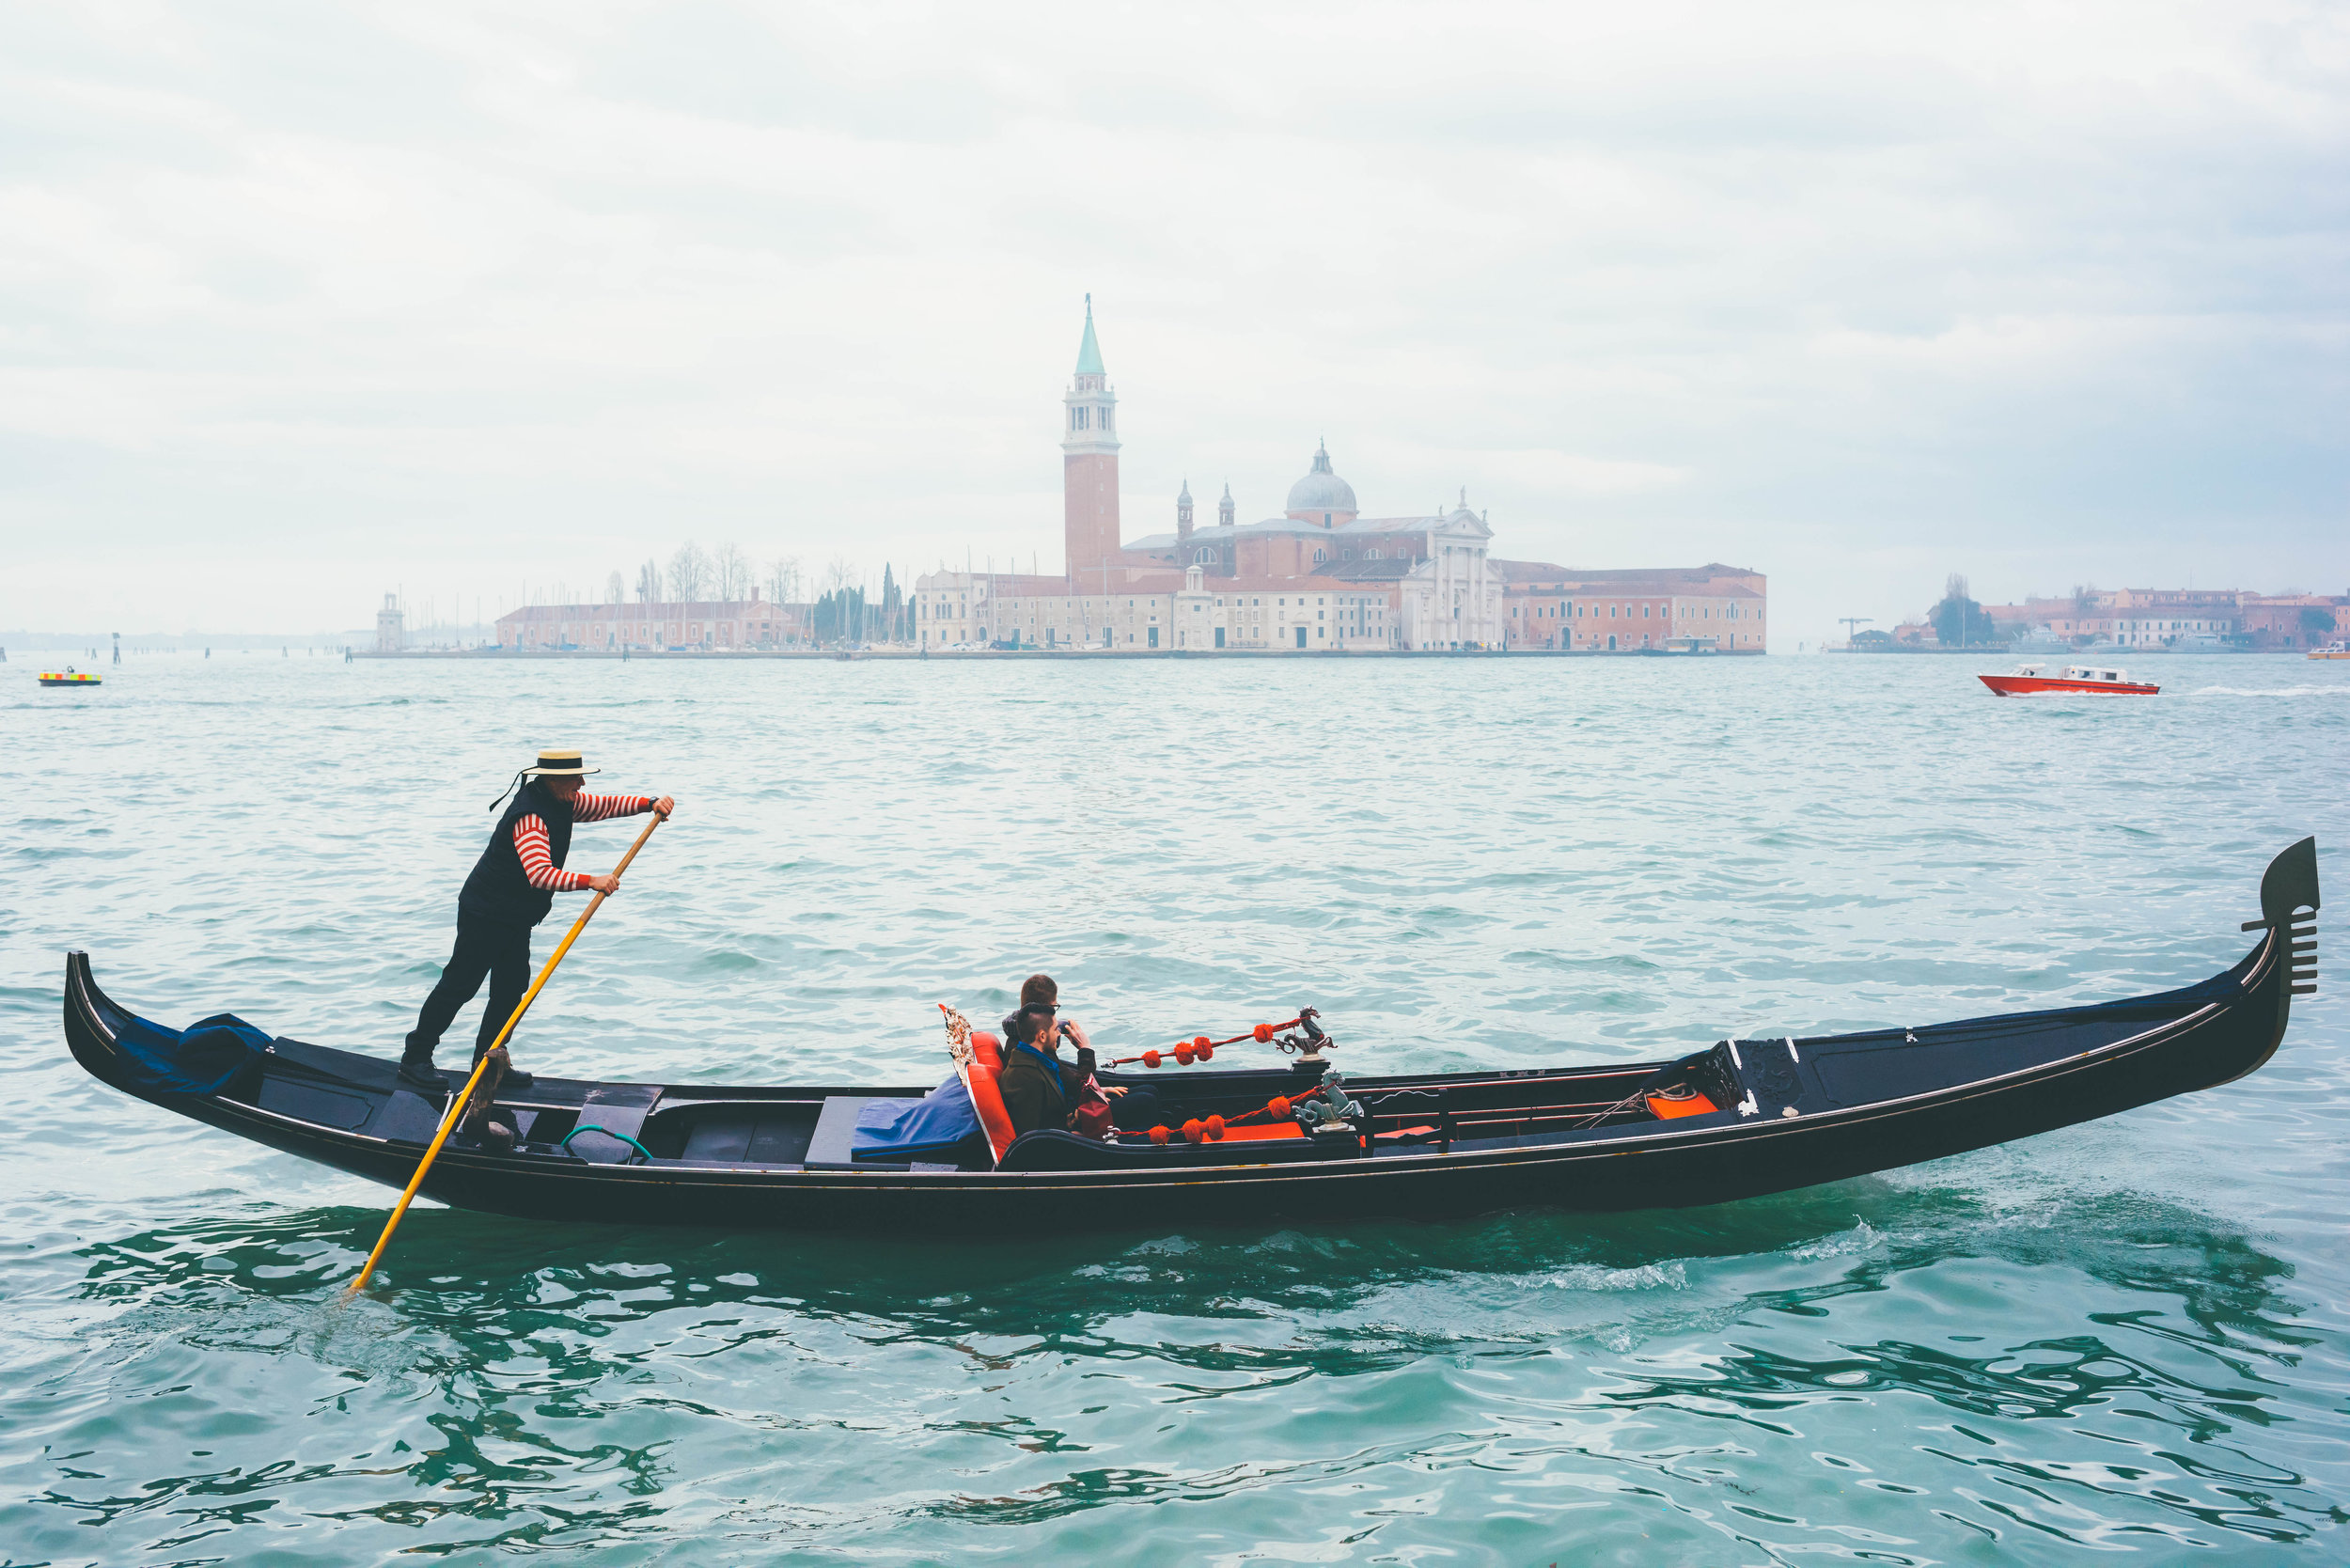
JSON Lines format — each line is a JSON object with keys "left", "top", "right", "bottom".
{"left": 995, "top": 974, "right": 1155, "bottom": 1139}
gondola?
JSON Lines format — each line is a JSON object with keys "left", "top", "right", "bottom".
{"left": 60, "top": 839, "right": 2319, "bottom": 1234}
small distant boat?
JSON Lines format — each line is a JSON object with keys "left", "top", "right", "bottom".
{"left": 2310, "top": 642, "right": 2350, "bottom": 662}
{"left": 38, "top": 666, "right": 101, "bottom": 688}
{"left": 1980, "top": 663, "right": 2157, "bottom": 698}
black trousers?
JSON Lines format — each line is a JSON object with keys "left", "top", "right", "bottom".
{"left": 404, "top": 910, "right": 533, "bottom": 1065}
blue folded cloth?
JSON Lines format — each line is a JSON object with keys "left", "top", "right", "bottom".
{"left": 851, "top": 1073, "right": 980, "bottom": 1159}
{"left": 113, "top": 1011, "right": 269, "bottom": 1096}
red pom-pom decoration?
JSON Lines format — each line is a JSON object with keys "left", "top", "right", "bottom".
{"left": 1143, "top": 1049, "right": 1162, "bottom": 1068}
{"left": 1206, "top": 1115, "right": 1226, "bottom": 1140}
{"left": 1253, "top": 1023, "right": 1275, "bottom": 1043}
{"left": 1149, "top": 1124, "right": 1170, "bottom": 1145}
{"left": 1197, "top": 1043, "right": 1214, "bottom": 1061}
{"left": 1182, "top": 1118, "right": 1204, "bottom": 1143}
{"left": 1269, "top": 1095, "right": 1292, "bottom": 1119}
{"left": 1194, "top": 1036, "right": 1211, "bottom": 1050}
{"left": 1175, "top": 1044, "right": 1195, "bottom": 1065}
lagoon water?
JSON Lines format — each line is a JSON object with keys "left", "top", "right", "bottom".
{"left": 3, "top": 651, "right": 2346, "bottom": 1564}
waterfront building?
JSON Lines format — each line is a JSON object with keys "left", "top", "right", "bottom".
{"left": 495, "top": 592, "right": 800, "bottom": 651}
{"left": 1978, "top": 587, "right": 2348, "bottom": 650}
{"left": 375, "top": 593, "right": 404, "bottom": 653}
{"left": 1499, "top": 563, "right": 1767, "bottom": 651}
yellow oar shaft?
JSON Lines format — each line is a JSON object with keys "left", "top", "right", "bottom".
{"left": 348, "top": 808, "right": 666, "bottom": 1294}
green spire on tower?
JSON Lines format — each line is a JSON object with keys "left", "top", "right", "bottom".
{"left": 1074, "top": 293, "right": 1105, "bottom": 376}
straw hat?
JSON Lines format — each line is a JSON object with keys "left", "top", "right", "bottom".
{"left": 525, "top": 747, "right": 600, "bottom": 777}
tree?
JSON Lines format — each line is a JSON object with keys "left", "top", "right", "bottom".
{"left": 767, "top": 555, "right": 801, "bottom": 610}
{"left": 669, "top": 541, "right": 711, "bottom": 604}
{"left": 606, "top": 571, "right": 624, "bottom": 604}
{"left": 2298, "top": 606, "right": 2338, "bottom": 643}
{"left": 714, "top": 542, "right": 749, "bottom": 604}
{"left": 1930, "top": 573, "right": 1998, "bottom": 648}
{"left": 636, "top": 559, "right": 663, "bottom": 604}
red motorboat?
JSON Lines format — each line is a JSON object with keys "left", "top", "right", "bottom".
{"left": 1980, "top": 662, "right": 2158, "bottom": 698}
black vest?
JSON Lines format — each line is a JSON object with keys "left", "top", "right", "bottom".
{"left": 459, "top": 780, "right": 574, "bottom": 926}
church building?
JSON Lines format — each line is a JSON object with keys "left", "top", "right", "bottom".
{"left": 914, "top": 303, "right": 1761, "bottom": 654}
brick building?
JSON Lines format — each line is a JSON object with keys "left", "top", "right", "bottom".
{"left": 1500, "top": 563, "right": 1767, "bottom": 651}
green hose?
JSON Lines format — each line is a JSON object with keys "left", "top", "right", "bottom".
{"left": 559, "top": 1124, "right": 653, "bottom": 1164}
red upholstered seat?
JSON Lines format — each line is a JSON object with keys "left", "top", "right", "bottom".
{"left": 1213, "top": 1121, "right": 1307, "bottom": 1143}
{"left": 957, "top": 1029, "right": 1018, "bottom": 1165}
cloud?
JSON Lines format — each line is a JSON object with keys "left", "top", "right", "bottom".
{"left": 1, "top": 0, "right": 2344, "bottom": 638}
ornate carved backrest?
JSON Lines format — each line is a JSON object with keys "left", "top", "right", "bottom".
{"left": 938, "top": 1002, "right": 975, "bottom": 1066}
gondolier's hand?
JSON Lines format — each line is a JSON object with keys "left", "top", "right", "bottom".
{"left": 588, "top": 871, "right": 621, "bottom": 895}
{"left": 653, "top": 795, "right": 675, "bottom": 818}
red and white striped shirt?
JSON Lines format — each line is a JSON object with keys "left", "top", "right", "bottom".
{"left": 516, "top": 793, "right": 655, "bottom": 891}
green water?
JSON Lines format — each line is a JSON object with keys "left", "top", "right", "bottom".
{"left": 4, "top": 653, "right": 2345, "bottom": 1562}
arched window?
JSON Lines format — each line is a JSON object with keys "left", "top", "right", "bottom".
{"left": 1365, "top": 548, "right": 1381, "bottom": 560}
{"left": 1313, "top": 548, "right": 1327, "bottom": 564}
{"left": 1194, "top": 547, "right": 1216, "bottom": 565}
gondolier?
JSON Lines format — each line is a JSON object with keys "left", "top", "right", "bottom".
{"left": 397, "top": 749, "right": 673, "bottom": 1092}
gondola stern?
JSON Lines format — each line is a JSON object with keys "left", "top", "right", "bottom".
{"left": 61, "top": 949, "right": 128, "bottom": 1086}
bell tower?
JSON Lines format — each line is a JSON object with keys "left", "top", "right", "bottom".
{"left": 1062, "top": 295, "right": 1120, "bottom": 578}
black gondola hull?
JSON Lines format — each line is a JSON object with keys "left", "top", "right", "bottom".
{"left": 58, "top": 839, "right": 2319, "bottom": 1234}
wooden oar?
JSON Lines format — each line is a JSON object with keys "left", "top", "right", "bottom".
{"left": 347, "top": 807, "right": 668, "bottom": 1294}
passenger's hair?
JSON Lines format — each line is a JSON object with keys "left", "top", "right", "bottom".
{"left": 1019, "top": 974, "right": 1058, "bottom": 1009}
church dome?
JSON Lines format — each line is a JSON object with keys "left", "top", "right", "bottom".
{"left": 1284, "top": 441, "right": 1357, "bottom": 517}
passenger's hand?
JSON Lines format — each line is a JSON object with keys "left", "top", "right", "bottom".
{"left": 1104, "top": 1086, "right": 1128, "bottom": 1098}
{"left": 653, "top": 795, "right": 675, "bottom": 818}
{"left": 588, "top": 871, "right": 620, "bottom": 895}
{"left": 1063, "top": 1019, "right": 1090, "bottom": 1051}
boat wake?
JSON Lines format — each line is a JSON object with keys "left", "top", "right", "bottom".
{"left": 2186, "top": 685, "right": 2350, "bottom": 698}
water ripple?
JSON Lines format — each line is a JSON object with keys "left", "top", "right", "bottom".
{"left": 3, "top": 652, "right": 2345, "bottom": 1561}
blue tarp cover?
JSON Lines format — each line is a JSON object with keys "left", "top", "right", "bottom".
{"left": 851, "top": 1072, "right": 979, "bottom": 1159}
{"left": 114, "top": 1011, "right": 269, "bottom": 1096}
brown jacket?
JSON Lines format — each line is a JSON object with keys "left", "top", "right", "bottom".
{"left": 996, "top": 1030, "right": 1093, "bottom": 1138}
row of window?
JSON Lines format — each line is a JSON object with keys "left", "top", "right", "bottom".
{"left": 1067, "top": 404, "right": 1114, "bottom": 431}
{"left": 1507, "top": 599, "right": 1759, "bottom": 621}
{"left": 515, "top": 620, "right": 774, "bottom": 644}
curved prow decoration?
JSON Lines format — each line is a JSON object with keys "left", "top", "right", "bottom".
{"left": 2256, "top": 837, "right": 2321, "bottom": 928}
{"left": 2245, "top": 837, "right": 2320, "bottom": 1000}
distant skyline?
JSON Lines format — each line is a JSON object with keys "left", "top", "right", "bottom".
{"left": 5, "top": 1, "right": 2344, "bottom": 646}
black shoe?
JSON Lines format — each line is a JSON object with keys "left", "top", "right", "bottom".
{"left": 397, "top": 1059, "right": 446, "bottom": 1093}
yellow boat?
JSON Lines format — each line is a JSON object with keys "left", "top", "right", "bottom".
{"left": 38, "top": 666, "right": 102, "bottom": 687}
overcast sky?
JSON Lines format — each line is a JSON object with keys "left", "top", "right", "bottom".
{"left": 4, "top": 0, "right": 2344, "bottom": 643}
